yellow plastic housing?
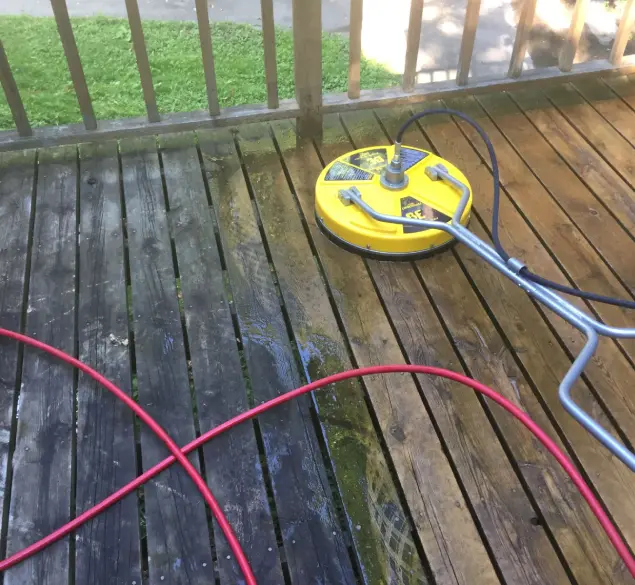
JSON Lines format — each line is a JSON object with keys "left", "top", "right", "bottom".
{"left": 315, "top": 145, "right": 472, "bottom": 258}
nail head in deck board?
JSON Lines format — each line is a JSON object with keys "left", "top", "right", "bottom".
{"left": 572, "top": 77, "right": 635, "bottom": 148}
{"left": 235, "top": 121, "right": 428, "bottom": 585}
{"left": 197, "top": 128, "right": 356, "bottom": 585}
{"left": 119, "top": 135, "right": 214, "bottom": 583}
{"left": 158, "top": 132, "right": 284, "bottom": 585}
{"left": 413, "top": 105, "right": 635, "bottom": 563}
{"left": 272, "top": 117, "right": 500, "bottom": 585}
{"left": 447, "top": 92, "right": 635, "bottom": 362}
{"left": 4, "top": 144, "right": 78, "bottom": 585}
{"left": 508, "top": 87, "right": 635, "bottom": 234}
{"left": 0, "top": 150, "right": 36, "bottom": 530}
{"left": 347, "top": 107, "right": 575, "bottom": 585}
{"left": 75, "top": 141, "right": 142, "bottom": 585}
{"left": 475, "top": 90, "right": 635, "bottom": 295}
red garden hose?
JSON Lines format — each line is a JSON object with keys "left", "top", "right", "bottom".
{"left": 0, "top": 327, "right": 633, "bottom": 582}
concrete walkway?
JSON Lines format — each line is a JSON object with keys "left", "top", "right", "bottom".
{"left": 0, "top": 0, "right": 624, "bottom": 82}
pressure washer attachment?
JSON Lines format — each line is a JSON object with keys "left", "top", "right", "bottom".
{"left": 314, "top": 108, "right": 635, "bottom": 471}
{"left": 316, "top": 141, "right": 472, "bottom": 259}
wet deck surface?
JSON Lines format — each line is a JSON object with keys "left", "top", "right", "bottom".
{"left": 0, "top": 76, "right": 634, "bottom": 585}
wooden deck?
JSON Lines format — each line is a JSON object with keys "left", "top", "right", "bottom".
{"left": 0, "top": 76, "right": 634, "bottom": 585}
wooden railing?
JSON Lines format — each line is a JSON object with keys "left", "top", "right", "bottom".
{"left": 1, "top": 0, "right": 635, "bottom": 149}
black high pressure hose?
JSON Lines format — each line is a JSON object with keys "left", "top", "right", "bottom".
{"left": 395, "top": 109, "right": 635, "bottom": 310}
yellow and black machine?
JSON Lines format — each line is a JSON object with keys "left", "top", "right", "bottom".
{"left": 316, "top": 143, "right": 471, "bottom": 259}
{"left": 314, "top": 108, "right": 635, "bottom": 471}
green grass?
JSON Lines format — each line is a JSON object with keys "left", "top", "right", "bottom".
{"left": 0, "top": 15, "right": 400, "bottom": 130}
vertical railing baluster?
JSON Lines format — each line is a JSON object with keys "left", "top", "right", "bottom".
{"left": 456, "top": 0, "right": 482, "bottom": 86}
{"left": 50, "top": 0, "right": 97, "bottom": 130}
{"left": 261, "top": 0, "right": 279, "bottom": 109}
{"left": 292, "top": 0, "right": 322, "bottom": 137}
{"left": 610, "top": 0, "right": 635, "bottom": 66}
{"left": 559, "top": 0, "right": 589, "bottom": 72}
{"left": 195, "top": 0, "right": 221, "bottom": 116}
{"left": 124, "top": 0, "right": 160, "bottom": 122}
{"left": 0, "top": 41, "right": 32, "bottom": 137}
{"left": 403, "top": 0, "right": 424, "bottom": 92}
{"left": 507, "top": 0, "right": 537, "bottom": 78}
{"left": 348, "top": 0, "right": 363, "bottom": 99}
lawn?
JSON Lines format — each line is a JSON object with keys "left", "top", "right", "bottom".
{"left": 0, "top": 16, "right": 401, "bottom": 131}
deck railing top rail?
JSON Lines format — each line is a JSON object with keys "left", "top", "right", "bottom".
{"left": 1, "top": 0, "right": 635, "bottom": 150}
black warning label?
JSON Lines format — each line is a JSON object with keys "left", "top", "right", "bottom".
{"left": 400, "top": 196, "right": 451, "bottom": 233}
{"left": 400, "top": 148, "right": 429, "bottom": 171}
{"left": 325, "top": 162, "right": 373, "bottom": 182}
{"left": 346, "top": 148, "right": 388, "bottom": 174}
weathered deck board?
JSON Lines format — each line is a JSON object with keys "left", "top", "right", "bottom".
{"left": 234, "top": 121, "right": 427, "bottom": 585}
{"left": 339, "top": 108, "right": 576, "bottom": 585}
{"left": 75, "top": 141, "right": 141, "bottom": 585}
{"left": 571, "top": 78, "right": 635, "bottom": 148}
{"left": 446, "top": 94, "right": 635, "bottom": 353}
{"left": 198, "top": 128, "right": 356, "bottom": 585}
{"left": 0, "top": 150, "right": 35, "bottom": 540}
{"left": 272, "top": 118, "right": 501, "bottom": 585}
{"left": 402, "top": 102, "right": 635, "bottom": 555}
{"left": 509, "top": 88, "right": 635, "bottom": 244}
{"left": 158, "top": 132, "right": 284, "bottom": 585}
{"left": 1, "top": 77, "right": 635, "bottom": 585}
{"left": 469, "top": 92, "right": 635, "bottom": 456}
{"left": 342, "top": 107, "right": 632, "bottom": 584}
{"left": 5, "top": 145, "right": 78, "bottom": 585}
{"left": 120, "top": 136, "right": 214, "bottom": 585}
{"left": 474, "top": 91, "right": 635, "bottom": 295}
{"left": 543, "top": 83, "right": 635, "bottom": 190}
{"left": 442, "top": 93, "right": 635, "bottom": 390}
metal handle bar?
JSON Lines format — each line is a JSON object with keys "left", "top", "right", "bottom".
{"left": 339, "top": 164, "right": 635, "bottom": 470}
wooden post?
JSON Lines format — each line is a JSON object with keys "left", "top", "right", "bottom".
{"left": 124, "top": 0, "right": 160, "bottom": 122}
{"left": 348, "top": 0, "right": 363, "bottom": 99}
{"left": 610, "top": 0, "right": 635, "bottom": 66}
{"left": 559, "top": 0, "right": 589, "bottom": 72}
{"left": 403, "top": 0, "right": 424, "bottom": 92}
{"left": 507, "top": 0, "right": 537, "bottom": 78}
{"left": 261, "top": 0, "right": 279, "bottom": 109}
{"left": 457, "top": 0, "right": 482, "bottom": 86}
{"left": 0, "top": 41, "right": 31, "bottom": 137}
{"left": 50, "top": 0, "right": 97, "bottom": 130}
{"left": 292, "top": 0, "right": 322, "bottom": 138}
{"left": 195, "top": 0, "right": 221, "bottom": 116}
